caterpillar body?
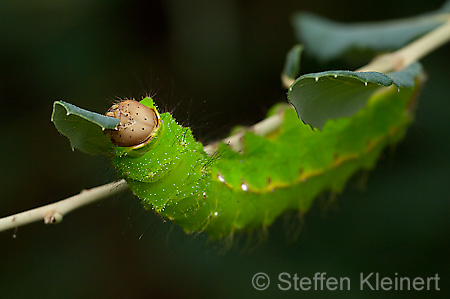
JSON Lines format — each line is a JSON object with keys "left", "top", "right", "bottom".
{"left": 106, "top": 86, "right": 415, "bottom": 240}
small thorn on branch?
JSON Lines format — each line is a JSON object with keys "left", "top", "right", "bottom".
{"left": 0, "top": 179, "right": 129, "bottom": 233}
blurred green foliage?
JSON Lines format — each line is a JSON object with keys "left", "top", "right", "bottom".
{"left": 292, "top": 4, "right": 449, "bottom": 62}
{"left": 0, "top": 0, "right": 449, "bottom": 298}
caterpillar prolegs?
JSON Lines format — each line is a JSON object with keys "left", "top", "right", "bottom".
{"left": 106, "top": 86, "right": 415, "bottom": 240}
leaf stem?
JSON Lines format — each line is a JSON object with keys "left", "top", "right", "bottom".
{"left": 0, "top": 179, "right": 128, "bottom": 233}
{"left": 357, "top": 17, "right": 450, "bottom": 73}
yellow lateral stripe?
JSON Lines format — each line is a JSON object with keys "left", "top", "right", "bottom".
{"left": 213, "top": 123, "right": 406, "bottom": 194}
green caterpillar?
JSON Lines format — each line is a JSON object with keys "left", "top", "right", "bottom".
{"left": 104, "top": 82, "right": 417, "bottom": 240}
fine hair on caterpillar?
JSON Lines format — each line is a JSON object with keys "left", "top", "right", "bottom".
{"left": 147, "top": 85, "right": 216, "bottom": 145}
{"left": 104, "top": 85, "right": 416, "bottom": 241}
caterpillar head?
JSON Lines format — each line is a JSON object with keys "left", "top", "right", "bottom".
{"left": 105, "top": 99, "right": 160, "bottom": 147}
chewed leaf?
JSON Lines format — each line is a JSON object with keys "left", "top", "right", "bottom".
{"left": 287, "top": 63, "right": 422, "bottom": 129}
{"left": 293, "top": 5, "right": 449, "bottom": 61}
{"left": 51, "top": 101, "right": 119, "bottom": 155}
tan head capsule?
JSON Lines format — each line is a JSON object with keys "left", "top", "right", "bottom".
{"left": 105, "top": 100, "right": 159, "bottom": 147}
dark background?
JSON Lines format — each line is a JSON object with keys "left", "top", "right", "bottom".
{"left": 0, "top": 0, "right": 449, "bottom": 298}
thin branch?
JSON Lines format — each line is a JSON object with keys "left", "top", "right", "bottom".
{"left": 0, "top": 179, "right": 128, "bottom": 233}
{"left": 357, "top": 16, "right": 450, "bottom": 73}
{"left": 281, "top": 74, "right": 295, "bottom": 92}
{"left": 0, "top": 108, "right": 288, "bottom": 233}
{"left": 2, "top": 16, "right": 450, "bottom": 234}
{"left": 203, "top": 108, "right": 287, "bottom": 155}
{"left": 282, "top": 16, "right": 450, "bottom": 89}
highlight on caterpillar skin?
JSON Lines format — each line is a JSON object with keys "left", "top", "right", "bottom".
{"left": 104, "top": 86, "right": 416, "bottom": 240}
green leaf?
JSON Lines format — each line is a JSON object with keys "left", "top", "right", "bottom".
{"left": 282, "top": 44, "right": 303, "bottom": 81}
{"left": 287, "top": 63, "right": 422, "bottom": 129}
{"left": 51, "top": 101, "right": 119, "bottom": 155}
{"left": 292, "top": 5, "right": 449, "bottom": 61}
